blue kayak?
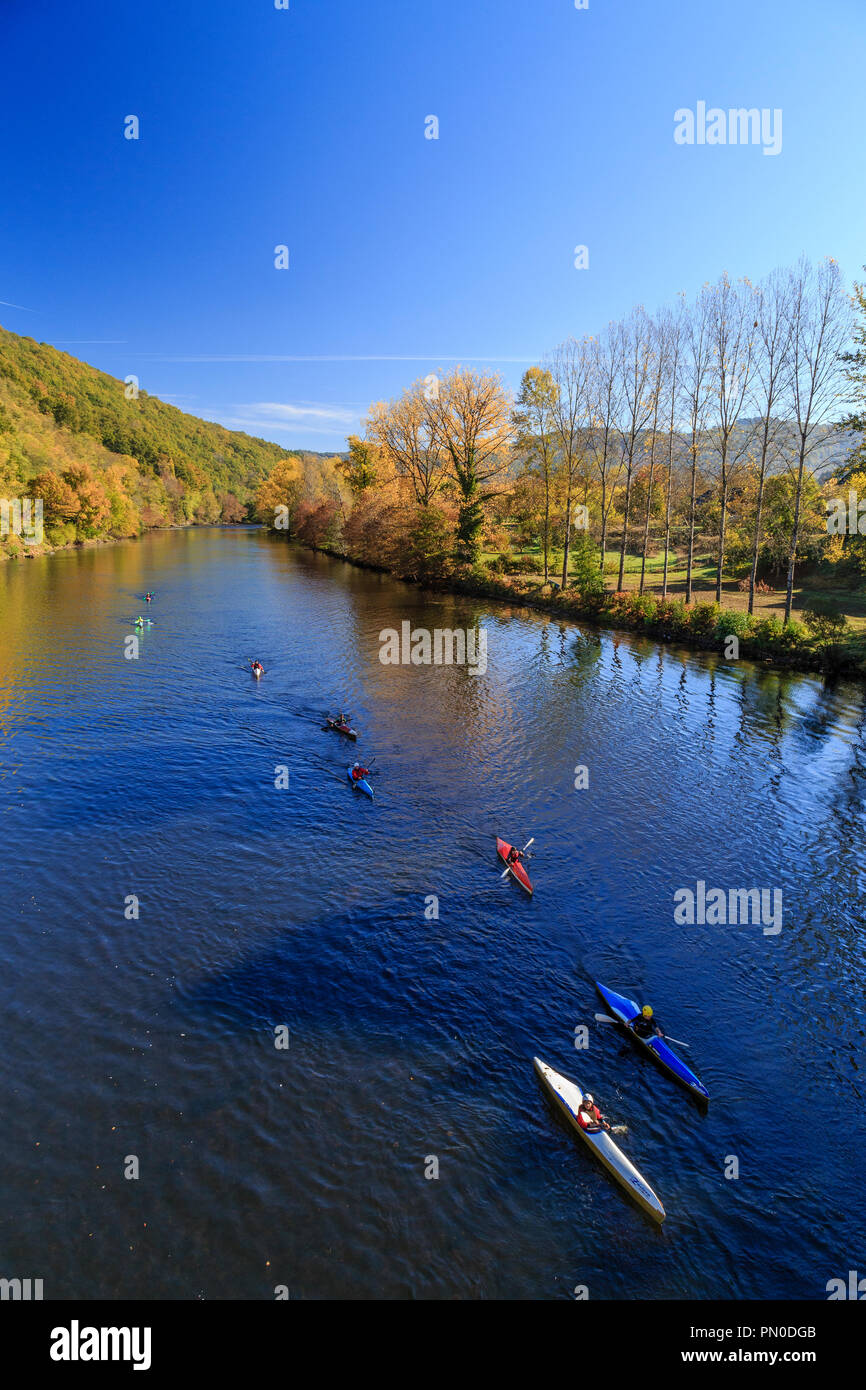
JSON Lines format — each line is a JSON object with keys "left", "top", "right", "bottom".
{"left": 595, "top": 982, "right": 709, "bottom": 1101}
{"left": 346, "top": 764, "right": 374, "bottom": 800}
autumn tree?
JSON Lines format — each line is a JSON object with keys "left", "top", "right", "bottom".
{"left": 61, "top": 463, "right": 110, "bottom": 536}
{"left": 255, "top": 455, "right": 303, "bottom": 532}
{"left": 427, "top": 367, "right": 513, "bottom": 563}
{"left": 369, "top": 382, "right": 447, "bottom": 507}
{"left": 29, "top": 469, "right": 78, "bottom": 529}
{"left": 342, "top": 434, "right": 380, "bottom": 496}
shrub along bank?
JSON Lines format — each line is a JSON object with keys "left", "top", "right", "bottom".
{"left": 296, "top": 533, "right": 864, "bottom": 679}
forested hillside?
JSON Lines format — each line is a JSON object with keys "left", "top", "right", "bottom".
{"left": 0, "top": 324, "right": 298, "bottom": 556}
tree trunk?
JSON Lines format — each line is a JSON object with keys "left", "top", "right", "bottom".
{"left": 685, "top": 449, "right": 698, "bottom": 604}
{"left": 748, "top": 465, "right": 767, "bottom": 616}
{"left": 599, "top": 485, "right": 609, "bottom": 575}
{"left": 542, "top": 476, "right": 550, "bottom": 584}
{"left": 561, "top": 477, "right": 573, "bottom": 589}
{"left": 784, "top": 448, "right": 807, "bottom": 623}
{"left": 662, "top": 460, "right": 673, "bottom": 598}
{"left": 617, "top": 467, "right": 633, "bottom": 590}
{"left": 639, "top": 452, "right": 656, "bottom": 595}
{"left": 715, "top": 486, "right": 727, "bottom": 605}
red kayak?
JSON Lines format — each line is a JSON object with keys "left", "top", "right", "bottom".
{"left": 496, "top": 837, "right": 533, "bottom": 895}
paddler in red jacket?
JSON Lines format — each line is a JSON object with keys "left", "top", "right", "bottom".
{"left": 577, "top": 1094, "right": 611, "bottom": 1133}
{"left": 351, "top": 762, "right": 370, "bottom": 781}
{"left": 506, "top": 845, "right": 523, "bottom": 866}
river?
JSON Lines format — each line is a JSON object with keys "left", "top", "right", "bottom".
{"left": 1, "top": 526, "right": 864, "bottom": 1299}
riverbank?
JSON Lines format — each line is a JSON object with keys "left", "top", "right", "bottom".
{"left": 0, "top": 521, "right": 246, "bottom": 562}
{"left": 299, "top": 539, "right": 864, "bottom": 679}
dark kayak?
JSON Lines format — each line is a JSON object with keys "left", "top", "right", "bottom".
{"left": 595, "top": 982, "right": 709, "bottom": 1101}
{"left": 325, "top": 718, "right": 357, "bottom": 740}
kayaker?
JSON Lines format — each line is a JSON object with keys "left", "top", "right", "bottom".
{"left": 145, "top": 593, "right": 153, "bottom": 602}
{"left": 251, "top": 660, "right": 264, "bottom": 675}
{"left": 506, "top": 845, "right": 523, "bottom": 866}
{"left": 351, "top": 763, "right": 370, "bottom": 781}
{"left": 631, "top": 1004, "right": 663, "bottom": 1040}
{"left": 577, "top": 1093, "right": 611, "bottom": 1134}
{"left": 338, "top": 712, "right": 350, "bottom": 726}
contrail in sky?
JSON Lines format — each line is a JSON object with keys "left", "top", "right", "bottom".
{"left": 136, "top": 353, "right": 539, "bottom": 364}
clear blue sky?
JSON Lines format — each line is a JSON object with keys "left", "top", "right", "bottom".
{"left": 2, "top": 0, "right": 865, "bottom": 451}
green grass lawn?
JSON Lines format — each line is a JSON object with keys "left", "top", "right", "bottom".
{"left": 493, "top": 544, "right": 866, "bottom": 632}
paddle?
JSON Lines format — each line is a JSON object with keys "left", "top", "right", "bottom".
{"left": 594, "top": 1013, "right": 691, "bottom": 1048}
{"left": 501, "top": 837, "right": 534, "bottom": 878}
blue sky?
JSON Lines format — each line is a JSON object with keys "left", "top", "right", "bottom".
{"left": 2, "top": 0, "right": 865, "bottom": 451}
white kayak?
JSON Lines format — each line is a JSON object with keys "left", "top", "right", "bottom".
{"left": 533, "top": 1057, "right": 665, "bottom": 1223}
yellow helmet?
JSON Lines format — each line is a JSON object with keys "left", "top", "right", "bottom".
{"left": 642, "top": 1005, "right": 653, "bottom": 1018}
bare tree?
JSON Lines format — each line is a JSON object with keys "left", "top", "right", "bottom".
{"left": 705, "top": 274, "right": 758, "bottom": 603}
{"left": 368, "top": 384, "right": 446, "bottom": 507}
{"left": 660, "top": 297, "right": 685, "bottom": 597}
{"left": 783, "top": 257, "right": 850, "bottom": 622}
{"left": 679, "top": 285, "right": 715, "bottom": 603}
{"left": 746, "top": 269, "right": 793, "bottom": 613}
{"left": 547, "top": 337, "right": 592, "bottom": 589}
{"left": 615, "top": 306, "right": 657, "bottom": 591}
{"left": 638, "top": 314, "right": 670, "bottom": 593}
{"left": 586, "top": 325, "right": 625, "bottom": 577}
{"left": 513, "top": 366, "right": 559, "bottom": 583}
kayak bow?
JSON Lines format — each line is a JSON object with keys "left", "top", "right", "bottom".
{"left": 533, "top": 1056, "right": 665, "bottom": 1223}
{"left": 347, "top": 764, "right": 374, "bottom": 799}
{"left": 595, "top": 982, "right": 709, "bottom": 1101}
{"left": 325, "top": 717, "right": 358, "bottom": 740}
{"left": 496, "top": 837, "right": 533, "bottom": 895}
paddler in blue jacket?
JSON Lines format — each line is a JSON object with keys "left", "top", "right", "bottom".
{"left": 631, "top": 1004, "right": 663, "bottom": 1040}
